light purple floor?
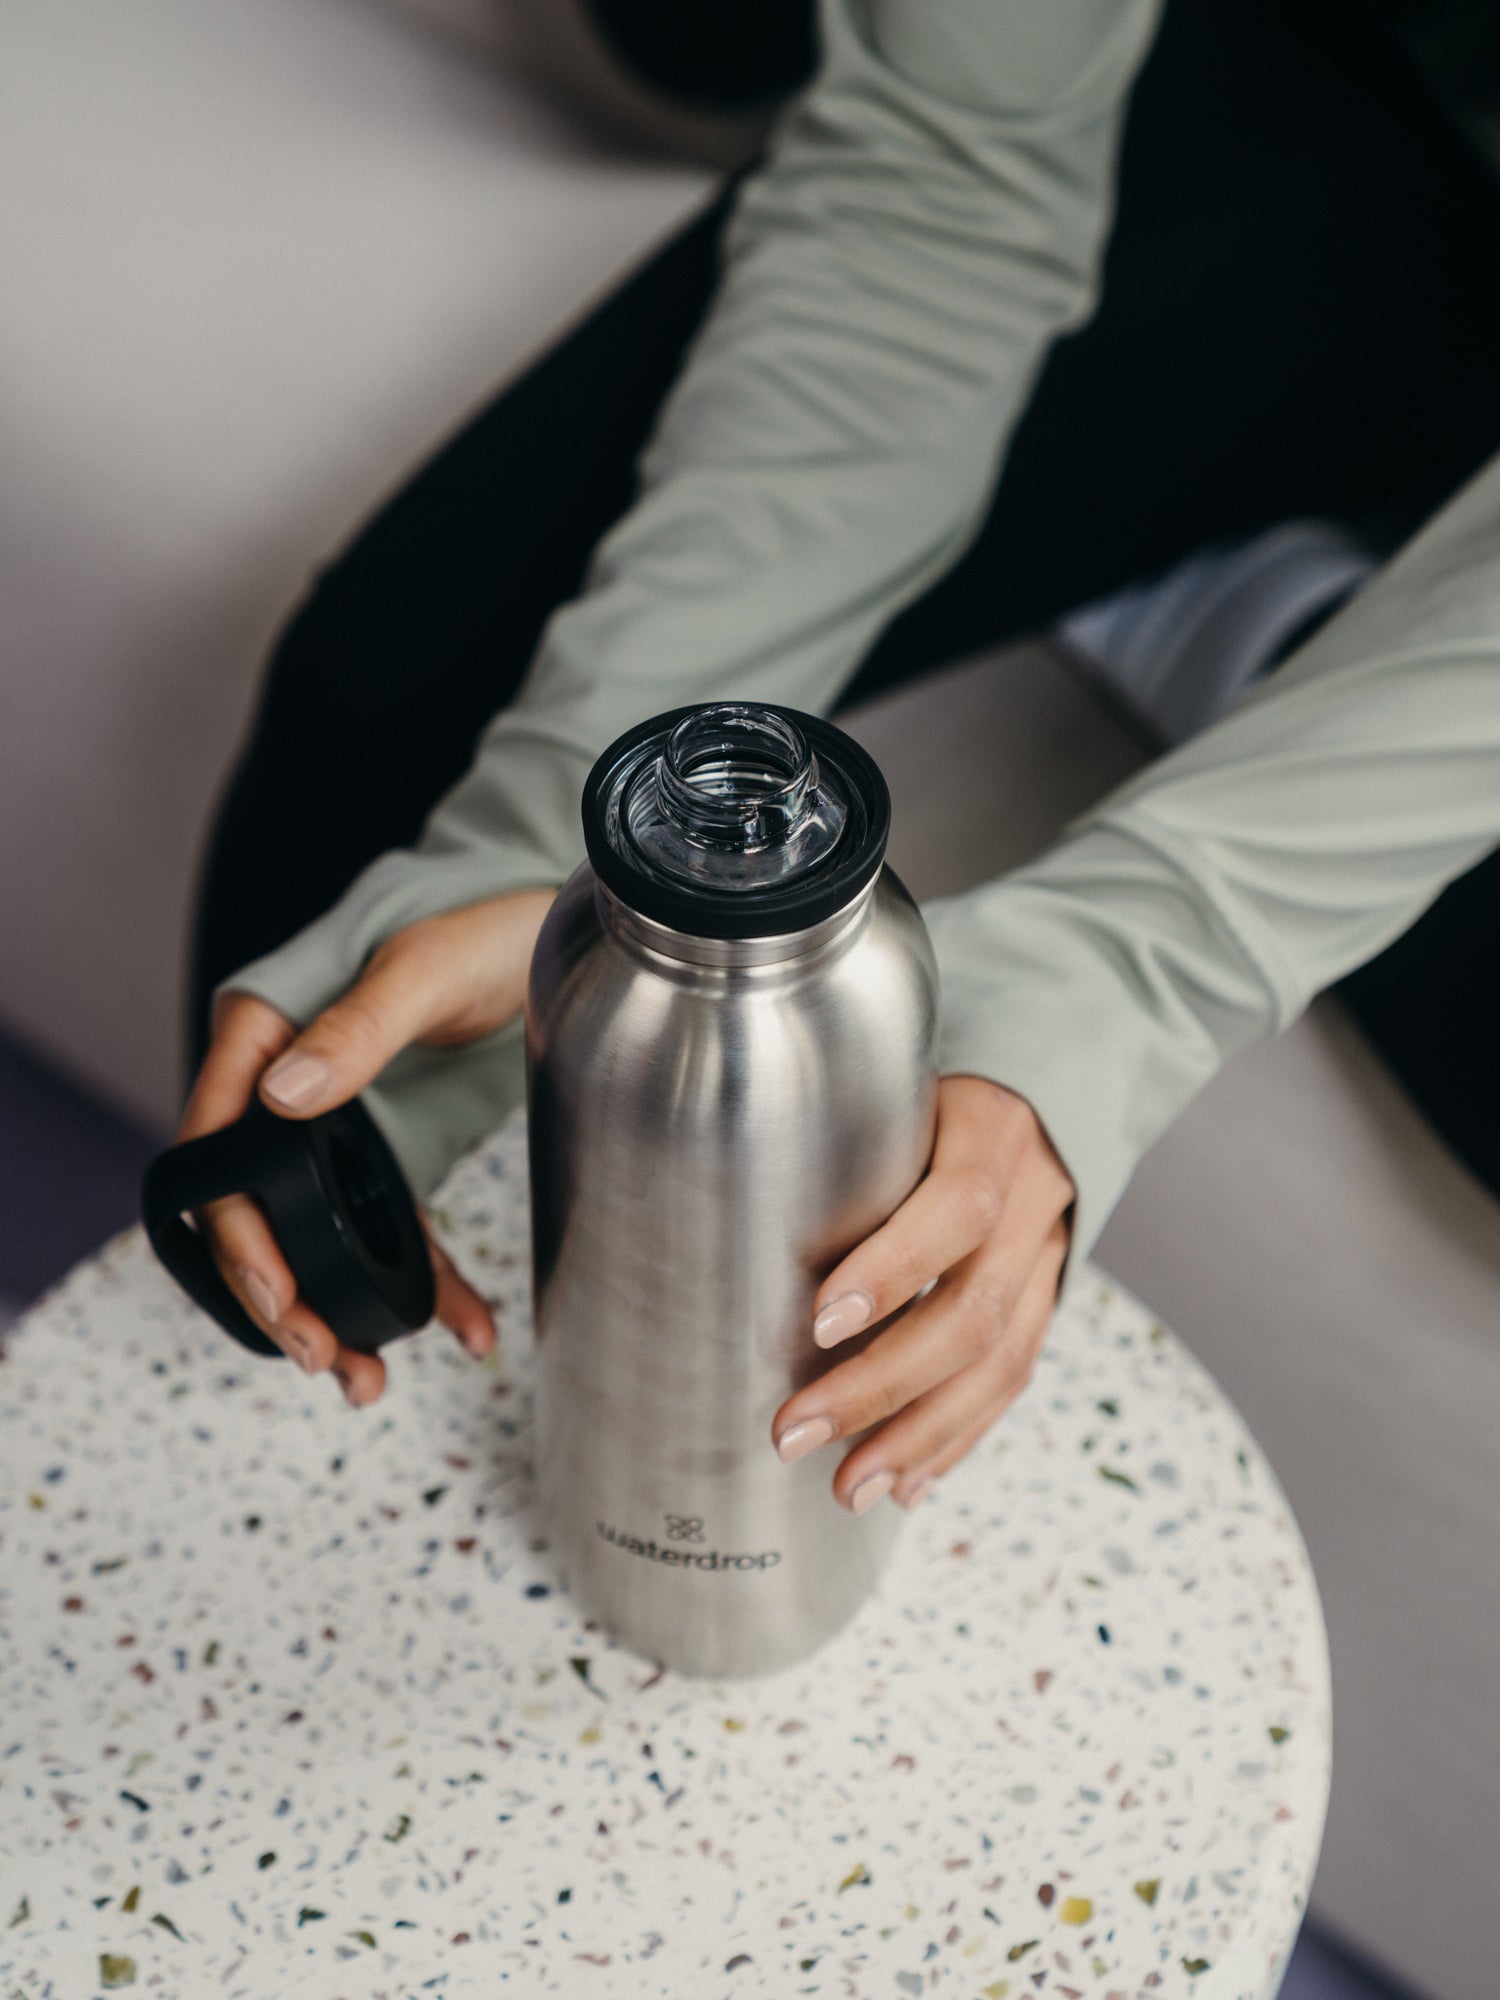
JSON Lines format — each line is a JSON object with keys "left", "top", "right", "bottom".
{"left": 0, "top": 1025, "right": 1426, "bottom": 2000}
{"left": 0, "top": 1028, "right": 166, "bottom": 1321}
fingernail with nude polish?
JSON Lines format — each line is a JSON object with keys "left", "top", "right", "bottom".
{"left": 776, "top": 1415, "right": 836, "bottom": 1462}
{"left": 850, "top": 1468, "right": 895, "bottom": 1515}
{"left": 813, "top": 1289, "right": 874, "bottom": 1347}
{"left": 280, "top": 1328, "right": 317, "bottom": 1374}
{"left": 239, "top": 1266, "right": 281, "bottom": 1327}
{"left": 262, "top": 1053, "right": 331, "bottom": 1110}
{"left": 900, "top": 1475, "right": 936, "bottom": 1511}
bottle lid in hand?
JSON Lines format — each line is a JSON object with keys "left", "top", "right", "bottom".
{"left": 141, "top": 1098, "right": 434, "bottom": 1357}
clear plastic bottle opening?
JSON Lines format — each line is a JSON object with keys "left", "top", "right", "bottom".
{"left": 617, "top": 702, "right": 848, "bottom": 894}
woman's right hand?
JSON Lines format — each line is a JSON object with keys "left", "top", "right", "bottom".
{"left": 175, "top": 888, "right": 558, "bottom": 1406}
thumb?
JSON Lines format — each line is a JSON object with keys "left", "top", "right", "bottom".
{"left": 256, "top": 944, "right": 442, "bottom": 1119}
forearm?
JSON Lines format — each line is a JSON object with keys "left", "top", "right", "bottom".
{"left": 225, "top": 0, "right": 1162, "bottom": 1031}
{"left": 925, "top": 446, "right": 1500, "bottom": 1267}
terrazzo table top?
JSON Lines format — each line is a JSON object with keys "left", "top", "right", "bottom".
{"left": 1, "top": 1112, "right": 1330, "bottom": 2000}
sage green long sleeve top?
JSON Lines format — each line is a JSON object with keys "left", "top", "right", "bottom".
{"left": 224, "top": 0, "right": 1500, "bottom": 1272}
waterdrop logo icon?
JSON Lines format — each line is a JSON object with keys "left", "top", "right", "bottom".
{"left": 595, "top": 1513, "right": 782, "bottom": 1570}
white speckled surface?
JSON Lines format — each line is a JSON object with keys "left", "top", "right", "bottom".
{"left": 0, "top": 1111, "right": 1329, "bottom": 2000}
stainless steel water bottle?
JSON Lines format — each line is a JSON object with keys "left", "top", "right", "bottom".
{"left": 525, "top": 700, "right": 939, "bottom": 1679}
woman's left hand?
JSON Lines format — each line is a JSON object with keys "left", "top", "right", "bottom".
{"left": 770, "top": 1073, "right": 1075, "bottom": 1513}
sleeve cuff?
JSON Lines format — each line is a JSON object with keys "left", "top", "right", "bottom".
{"left": 214, "top": 850, "right": 575, "bottom": 1203}
{"left": 919, "top": 841, "right": 1272, "bottom": 1280}
{"left": 925, "top": 891, "right": 1140, "bottom": 1287}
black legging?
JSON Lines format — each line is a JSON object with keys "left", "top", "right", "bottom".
{"left": 190, "top": 0, "right": 1500, "bottom": 1197}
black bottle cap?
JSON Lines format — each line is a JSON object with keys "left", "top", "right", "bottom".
{"left": 142, "top": 1097, "right": 434, "bottom": 1358}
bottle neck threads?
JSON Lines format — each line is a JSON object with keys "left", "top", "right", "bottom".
{"left": 656, "top": 706, "right": 819, "bottom": 853}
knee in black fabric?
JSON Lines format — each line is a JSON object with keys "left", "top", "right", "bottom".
{"left": 253, "top": 547, "right": 462, "bottom": 782}
{"left": 581, "top": 0, "right": 816, "bottom": 110}
{"left": 255, "top": 566, "right": 358, "bottom": 749}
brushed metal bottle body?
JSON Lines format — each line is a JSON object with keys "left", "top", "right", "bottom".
{"left": 525, "top": 861, "right": 938, "bottom": 1679}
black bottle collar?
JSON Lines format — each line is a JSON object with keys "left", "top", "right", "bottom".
{"left": 582, "top": 702, "right": 890, "bottom": 941}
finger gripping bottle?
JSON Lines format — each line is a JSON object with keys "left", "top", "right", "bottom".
{"left": 526, "top": 701, "right": 939, "bottom": 1678}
